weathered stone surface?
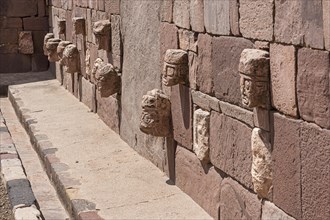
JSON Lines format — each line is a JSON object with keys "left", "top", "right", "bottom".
{"left": 219, "top": 100, "right": 254, "bottom": 128}
{"left": 240, "top": 0, "right": 273, "bottom": 41}
{"left": 0, "top": 29, "right": 18, "bottom": 44}
{"left": 93, "top": 19, "right": 111, "bottom": 50}
{"left": 210, "top": 112, "right": 253, "bottom": 188}
{"left": 80, "top": 77, "right": 96, "bottom": 112}
{"left": 262, "top": 201, "right": 295, "bottom": 220}
{"left": 62, "top": 44, "right": 80, "bottom": 74}
{"left": 190, "top": 0, "right": 204, "bottom": 32}
{"left": 251, "top": 128, "right": 272, "bottom": 199}
{"left": 173, "top": 0, "right": 190, "bottom": 29}
{"left": 23, "top": 17, "right": 48, "bottom": 31}
{"left": 111, "top": 15, "right": 122, "bottom": 71}
{"left": 163, "top": 49, "right": 188, "bottom": 86}
{"left": 73, "top": 72, "right": 80, "bottom": 99}
{"left": 0, "top": 54, "right": 31, "bottom": 73}
{"left": 274, "top": 0, "right": 324, "bottom": 49}
{"left": 212, "top": 36, "right": 254, "bottom": 107}
{"left": 188, "top": 51, "right": 197, "bottom": 90}
{"left": 300, "top": 122, "right": 330, "bottom": 220}
{"left": 324, "top": 1, "right": 330, "bottom": 50}
{"left": 271, "top": 113, "right": 301, "bottom": 219}
{"left": 160, "top": 0, "right": 173, "bottom": 22}
{"left": 8, "top": 178, "right": 36, "bottom": 207}
{"left": 193, "top": 109, "right": 210, "bottom": 163}
{"left": 32, "top": 31, "right": 47, "bottom": 54}
{"left": 196, "top": 34, "right": 213, "bottom": 95}
{"left": 14, "top": 205, "right": 41, "bottom": 220}
{"left": 270, "top": 44, "right": 297, "bottom": 117}
{"left": 219, "top": 178, "right": 261, "bottom": 220}
{"left": 0, "top": 17, "right": 22, "bottom": 29}
{"left": 1, "top": 0, "right": 37, "bottom": 17}
{"left": 204, "top": 0, "right": 230, "bottom": 35}
{"left": 297, "top": 48, "right": 330, "bottom": 129}
{"left": 254, "top": 41, "right": 270, "bottom": 51}
{"left": 178, "top": 29, "right": 197, "bottom": 52}
{"left": 0, "top": 44, "right": 18, "bottom": 54}
{"left": 229, "top": 0, "right": 240, "bottom": 36}
{"left": 171, "top": 84, "right": 192, "bottom": 149}
{"left": 175, "top": 146, "right": 222, "bottom": 219}
{"left": 253, "top": 107, "right": 269, "bottom": 131}
{"left": 105, "top": 0, "right": 120, "bottom": 15}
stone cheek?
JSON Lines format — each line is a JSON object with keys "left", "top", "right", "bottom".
{"left": 251, "top": 128, "right": 272, "bottom": 199}
{"left": 193, "top": 109, "right": 210, "bottom": 163}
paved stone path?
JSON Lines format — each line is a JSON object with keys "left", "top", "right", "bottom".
{"left": 5, "top": 79, "right": 212, "bottom": 219}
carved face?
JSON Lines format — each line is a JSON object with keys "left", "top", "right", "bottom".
{"left": 94, "top": 61, "right": 120, "bottom": 97}
{"left": 45, "top": 38, "right": 61, "bottom": 62}
{"left": 93, "top": 20, "right": 111, "bottom": 50}
{"left": 43, "top": 33, "right": 54, "bottom": 56}
{"left": 57, "top": 41, "right": 72, "bottom": 65}
{"left": 240, "top": 76, "right": 268, "bottom": 108}
{"left": 163, "top": 63, "right": 180, "bottom": 86}
{"left": 162, "top": 49, "right": 188, "bottom": 87}
{"left": 140, "top": 89, "right": 171, "bottom": 137}
{"left": 62, "top": 44, "right": 80, "bottom": 73}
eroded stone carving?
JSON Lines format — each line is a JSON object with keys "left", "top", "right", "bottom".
{"left": 57, "top": 41, "right": 72, "bottom": 65}
{"left": 193, "top": 109, "right": 210, "bottom": 163}
{"left": 91, "top": 58, "right": 120, "bottom": 97}
{"left": 239, "top": 49, "right": 270, "bottom": 108}
{"left": 93, "top": 20, "right": 111, "bottom": 50}
{"left": 43, "top": 33, "right": 54, "bottom": 56}
{"left": 140, "top": 89, "right": 171, "bottom": 137}
{"left": 45, "top": 38, "right": 61, "bottom": 62}
{"left": 73, "top": 17, "right": 85, "bottom": 35}
{"left": 57, "top": 19, "right": 66, "bottom": 35}
{"left": 163, "top": 49, "right": 188, "bottom": 86}
{"left": 62, "top": 44, "right": 80, "bottom": 73}
{"left": 251, "top": 127, "right": 272, "bottom": 198}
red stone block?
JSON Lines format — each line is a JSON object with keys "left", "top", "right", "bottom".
{"left": 271, "top": 112, "right": 302, "bottom": 219}
{"left": 175, "top": 145, "right": 223, "bottom": 219}
{"left": 210, "top": 111, "right": 253, "bottom": 189}
{"left": 19, "top": 31, "right": 34, "bottom": 54}
{"left": 171, "top": 84, "right": 193, "bottom": 150}
{"left": 23, "top": 17, "right": 48, "bottom": 31}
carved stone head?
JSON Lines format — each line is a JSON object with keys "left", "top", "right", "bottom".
{"left": 45, "top": 38, "right": 61, "bottom": 62}
{"left": 140, "top": 89, "right": 171, "bottom": 137}
{"left": 91, "top": 58, "right": 120, "bottom": 97}
{"left": 57, "top": 19, "right": 66, "bottom": 35}
{"left": 57, "top": 41, "right": 72, "bottom": 65}
{"left": 73, "top": 17, "right": 85, "bottom": 35}
{"left": 239, "top": 49, "right": 270, "bottom": 108}
{"left": 62, "top": 44, "right": 80, "bottom": 73}
{"left": 93, "top": 20, "right": 111, "bottom": 50}
{"left": 163, "top": 49, "right": 188, "bottom": 86}
{"left": 43, "top": 33, "right": 55, "bottom": 56}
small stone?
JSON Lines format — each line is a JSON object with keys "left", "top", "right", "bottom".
{"left": 193, "top": 109, "right": 210, "bottom": 163}
{"left": 18, "top": 31, "right": 33, "bottom": 54}
{"left": 14, "top": 205, "right": 41, "bottom": 220}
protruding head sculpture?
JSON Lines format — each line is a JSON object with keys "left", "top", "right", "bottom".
{"left": 73, "top": 17, "right": 85, "bottom": 35}
{"left": 57, "top": 19, "right": 66, "bottom": 35}
{"left": 239, "top": 49, "right": 270, "bottom": 108}
{"left": 93, "top": 20, "right": 111, "bottom": 50}
{"left": 57, "top": 41, "right": 72, "bottom": 65}
{"left": 163, "top": 49, "right": 188, "bottom": 86}
{"left": 62, "top": 44, "right": 80, "bottom": 73}
{"left": 91, "top": 58, "right": 120, "bottom": 97}
{"left": 45, "top": 38, "right": 61, "bottom": 62}
{"left": 140, "top": 89, "right": 172, "bottom": 137}
{"left": 43, "top": 33, "right": 55, "bottom": 56}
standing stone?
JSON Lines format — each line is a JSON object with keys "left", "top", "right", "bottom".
{"left": 219, "top": 178, "right": 261, "bottom": 220}
{"left": 239, "top": 0, "right": 273, "bottom": 41}
{"left": 270, "top": 44, "right": 297, "bottom": 117}
{"left": 210, "top": 111, "right": 253, "bottom": 189}
{"left": 262, "top": 201, "right": 295, "bottom": 220}
{"left": 111, "top": 15, "right": 122, "bottom": 71}
{"left": 188, "top": 51, "right": 197, "bottom": 90}
{"left": 297, "top": 48, "right": 330, "bottom": 129}
{"left": 173, "top": 0, "right": 190, "bottom": 29}
{"left": 178, "top": 29, "right": 197, "bottom": 52}
{"left": 274, "top": 0, "right": 324, "bottom": 49}
{"left": 81, "top": 77, "right": 96, "bottom": 112}
{"left": 190, "top": 0, "right": 204, "bottom": 32}
{"left": 175, "top": 146, "right": 222, "bottom": 219}
{"left": 204, "top": 0, "right": 230, "bottom": 35}
{"left": 271, "top": 113, "right": 302, "bottom": 219}
{"left": 193, "top": 109, "right": 210, "bottom": 163}
{"left": 300, "top": 122, "right": 330, "bottom": 220}
{"left": 324, "top": 0, "right": 330, "bottom": 50}
{"left": 18, "top": 31, "right": 34, "bottom": 54}
{"left": 251, "top": 128, "right": 272, "bottom": 199}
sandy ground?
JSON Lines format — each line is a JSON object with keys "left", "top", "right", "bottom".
{"left": 0, "top": 175, "right": 14, "bottom": 220}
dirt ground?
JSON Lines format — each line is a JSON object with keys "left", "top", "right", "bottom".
{"left": 0, "top": 175, "right": 14, "bottom": 220}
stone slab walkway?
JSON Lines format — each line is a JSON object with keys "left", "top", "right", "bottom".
{"left": 7, "top": 79, "right": 212, "bottom": 219}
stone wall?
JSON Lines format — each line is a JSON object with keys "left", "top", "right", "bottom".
{"left": 46, "top": 0, "right": 329, "bottom": 219}
{"left": 0, "top": 0, "right": 49, "bottom": 73}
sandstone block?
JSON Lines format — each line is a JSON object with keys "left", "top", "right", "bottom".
{"left": 81, "top": 77, "right": 96, "bottom": 112}
{"left": 23, "top": 17, "right": 48, "bottom": 31}
{"left": 0, "top": 54, "right": 31, "bottom": 73}
{"left": 190, "top": 0, "right": 204, "bottom": 32}
{"left": 262, "top": 201, "right": 295, "bottom": 220}
{"left": 274, "top": 0, "right": 324, "bottom": 49}
{"left": 270, "top": 44, "right": 297, "bottom": 117}
{"left": 178, "top": 29, "right": 197, "bottom": 52}
{"left": 111, "top": 15, "right": 122, "bottom": 71}
{"left": 253, "top": 108, "right": 269, "bottom": 131}
{"left": 204, "top": 0, "right": 230, "bottom": 35}
{"left": 212, "top": 36, "right": 254, "bottom": 107}
{"left": 0, "top": 17, "right": 22, "bottom": 29}
{"left": 210, "top": 112, "right": 253, "bottom": 188}
{"left": 188, "top": 52, "right": 197, "bottom": 90}
{"left": 2, "top": 0, "right": 38, "bottom": 17}
{"left": 219, "top": 178, "right": 261, "bottom": 220}
{"left": 191, "top": 90, "right": 220, "bottom": 112}
{"left": 105, "top": 0, "right": 120, "bottom": 15}
{"left": 171, "top": 84, "right": 192, "bottom": 149}
{"left": 240, "top": 0, "right": 273, "bottom": 41}
{"left": 300, "top": 122, "right": 330, "bottom": 220}
{"left": 324, "top": 1, "right": 330, "bottom": 50}
{"left": 219, "top": 100, "right": 254, "bottom": 128}
{"left": 0, "top": 29, "right": 18, "bottom": 44}
{"left": 175, "top": 146, "right": 223, "bottom": 219}
{"left": 173, "top": 0, "right": 190, "bottom": 29}
{"left": 18, "top": 31, "right": 34, "bottom": 54}
{"left": 31, "top": 54, "right": 48, "bottom": 72}
{"left": 160, "top": 23, "right": 178, "bottom": 75}
{"left": 32, "top": 31, "right": 47, "bottom": 54}
{"left": 229, "top": 0, "right": 240, "bottom": 36}
{"left": 0, "top": 44, "right": 18, "bottom": 54}
{"left": 160, "top": 0, "right": 173, "bottom": 22}
{"left": 271, "top": 113, "right": 301, "bottom": 219}
{"left": 193, "top": 109, "right": 210, "bottom": 163}
{"left": 196, "top": 34, "right": 213, "bottom": 95}
{"left": 297, "top": 48, "right": 330, "bottom": 129}
{"left": 97, "top": 92, "right": 120, "bottom": 134}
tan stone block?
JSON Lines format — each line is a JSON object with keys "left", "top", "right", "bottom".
{"left": 190, "top": 0, "right": 204, "bottom": 32}
{"left": 19, "top": 31, "right": 34, "bottom": 54}
{"left": 173, "top": 0, "right": 190, "bottom": 29}
{"left": 188, "top": 52, "right": 197, "bottom": 90}
{"left": 160, "top": 0, "right": 173, "bottom": 22}
{"left": 219, "top": 100, "right": 254, "bottom": 127}
{"left": 23, "top": 17, "right": 48, "bottom": 31}
{"left": 204, "top": 0, "right": 230, "bottom": 35}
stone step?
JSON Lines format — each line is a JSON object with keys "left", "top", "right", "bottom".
{"left": 6, "top": 79, "right": 212, "bottom": 219}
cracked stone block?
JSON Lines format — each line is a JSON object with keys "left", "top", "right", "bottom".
{"left": 81, "top": 77, "right": 96, "bottom": 112}
{"left": 18, "top": 31, "right": 34, "bottom": 54}
{"left": 204, "top": 0, "right": 230, "bottom": 35}
{"left": 193, "top": 109, "right": 210, "bottom": 163}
